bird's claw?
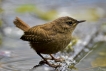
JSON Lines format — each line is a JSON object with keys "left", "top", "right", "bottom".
{"left": 44, "top": 57, "right": 64, "bottom": 62}
{"left": 39, "top": 60, "right": 61, "bottom": 68}
{"left": 53, "top": 57, "right": 65, "bottom": 62}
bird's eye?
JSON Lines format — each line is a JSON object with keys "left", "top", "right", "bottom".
{"left": 66, "top": 21, "right": 73, "bottom": 25}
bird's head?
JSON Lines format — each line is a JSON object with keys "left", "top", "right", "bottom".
{"left": 54, "top": 16, "right": 86, "bottom": 33}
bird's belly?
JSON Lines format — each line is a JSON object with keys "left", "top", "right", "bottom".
{"left": 30, "top": 38, "right": 71, "bottom": 54}
{"left": 30, "top": 42, "right": 63, "bottom": 54}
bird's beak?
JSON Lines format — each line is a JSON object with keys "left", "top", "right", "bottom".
{"left": 77, "top": 20, "right": 86, "bottom": 23}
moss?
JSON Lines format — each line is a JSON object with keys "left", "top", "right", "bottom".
{"left": 36, "top": 10, "right": 57, "bottom": 20}
{"left": 61, "top": 37, "right": 78, "bottom": 53}
{"left": 0, "top": 19, "right": 2, "bottom": 27}
{"left": 0, "top": 35, "right": 2, "bottom": 45}
{"left": 0, "top": 8, "right": 3, "bottom": 13}
{"left": 15, "top": 4, "right": 37, "bottom": 13}
{"left": 15, "top": 4, "right": 57, "bottom": 20}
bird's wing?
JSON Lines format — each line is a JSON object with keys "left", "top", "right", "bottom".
{"left": 20, "top": 25, "right": 56, "bottom": 43}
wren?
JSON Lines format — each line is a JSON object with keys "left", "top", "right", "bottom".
{"left": 13, "top": 16, "right": 85, "bottom": 68}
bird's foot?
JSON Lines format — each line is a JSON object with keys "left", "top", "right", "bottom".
{"left": 39, "top": 59, "right": 61, "bottom": 68}
{"left": 46, "top": 62, "right": 61, "bottom": 68}
{"left": 52, "top": 57, "right": 64, "bottom": 62}
{"left": 36, "top": 52, "right": 62, "bottom": 68}
{"left": 44, "top": 57, "right": 52, "bottom": 60}
{"left": 44, "top": 57, "right": 64, "bottom": 62}
{"left": 50, "top": 54, "right": 65, "bottom": 62}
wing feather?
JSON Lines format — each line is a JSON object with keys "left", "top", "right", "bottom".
{"left": 21, "top": 25, "right": 56, "bottom": 43}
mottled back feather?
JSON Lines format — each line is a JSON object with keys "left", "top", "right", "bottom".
{"left": 21, "top": 23, "right": 57, "bottom": 43}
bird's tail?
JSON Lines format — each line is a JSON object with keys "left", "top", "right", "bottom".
{"left": 13, "top": 17, "right": 30, "bottom": 32}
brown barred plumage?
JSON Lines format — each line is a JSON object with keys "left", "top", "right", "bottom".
{"left": 13, "top": 16, "right": 85, "bottom": 68}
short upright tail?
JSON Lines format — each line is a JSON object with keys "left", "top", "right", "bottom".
{"left": 13, "top": 17, "right": 30, "bottom": 32}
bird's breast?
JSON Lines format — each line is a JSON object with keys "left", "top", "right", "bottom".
{"left": 30, "top": 34, "right": 72, "bottom": 54}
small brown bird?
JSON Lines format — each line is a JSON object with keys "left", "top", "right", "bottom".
{"left": 13, "top": 16, "right": 85, "bottom": 68}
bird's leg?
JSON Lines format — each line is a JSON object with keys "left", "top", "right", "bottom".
{"left": 36, "top": 52, "right": 61, "bottom": 68}
{"left": 40, "top": 54, "right": 64, "bottom": 62}
{"left": 50, "top": 54, "right": 64, "bottom": 62}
